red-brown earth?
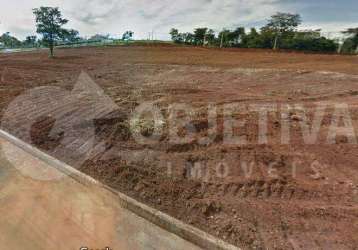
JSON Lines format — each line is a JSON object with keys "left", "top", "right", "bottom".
{"left": 0, "top": 46, "right": 357, "bottom": 249}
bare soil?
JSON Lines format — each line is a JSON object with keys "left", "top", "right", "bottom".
{"left": 0, "top": 46, "right": 358, "bottom": 249}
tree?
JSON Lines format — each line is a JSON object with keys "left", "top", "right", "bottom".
{"left": 33, "top": 7, "right": 69, "bottom": 57}
{"left": 218, "top": 29, "right": 230, "bottom": 48}
{"left": 122, "top": 31, "right": 134, "bottom": 41}
{"left": 193, "top": 28, "right": 208, "bottom": 46}
{"left": 0, "top": 32, "right": 21, "bottom": 48}
{"left": 232, "top": 27, "right": 246, "bottom": 46}
{"left": 289, "top": 31, "right": 338, "bottom": 52}
{"left": 342, "top": 28, "right": 358, "bottom": 53}
{"left": 241, "top": 28, "right": 264, "bottom": 48}
{"left": 23, "top": 35, "right": 37, "bottom": 47}
{"left": 170, "top": 28, "right": 182, "bottom": 44}
{"left": 217, "top": 28, "right": 246, "bottom": 48}
{"left": 343, "top": 28, "right": 358, "bottom": 40}
{"left": 183, "top": 32, "right": 195, "bottom": 44}
{"left": 264, "top": 12, "right": 302, "bottom": 50}
{"left": 62, "top": 29, "right": 81, "bottom": 43}
{"left": 205, "top": 29, "right": 216, "bottom": 46}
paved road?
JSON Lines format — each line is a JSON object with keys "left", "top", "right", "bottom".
{"left": 0, "top": 48, "right": 41, "bottom": 54}
{"left": 0, "top": 136, "right": 202, "bottom": 250}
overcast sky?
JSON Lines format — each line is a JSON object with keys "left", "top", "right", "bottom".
{"left": 0, "top": 0, "right": 357, "bottom": 40}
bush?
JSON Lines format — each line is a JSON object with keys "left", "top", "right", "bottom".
{"left": 289, "top": 37, "right": 338, "bottom": 52}
{"left": 341, "top": 37, "right": 357, "bottom": 54}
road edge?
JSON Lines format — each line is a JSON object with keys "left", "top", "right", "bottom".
{"left": 0, "top": 129, "right": 240, "bottom": 250}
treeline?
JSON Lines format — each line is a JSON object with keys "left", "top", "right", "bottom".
{"left": 0, "top": 31, "right": 134, "bottom": 50}
{"left": 0, "top": 31, "right": 134, "bottom": 49}
{"left": 170, "top": 13, "right": 358, "bottom": 54}
{"left": 341, "top": 28, "right": 358, "bottom": 54}
{"left": 0, "top": 32, "right": 32, "bottom": 48}
{"left": 0, "top": 6, "right": 136, "bottom": 57}
{"left": 0, "top": 31, "right": 118, "bottom": 49}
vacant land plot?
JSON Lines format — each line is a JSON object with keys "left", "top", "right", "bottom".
{"left": 0, "top": 46, "right": 358, "bottom": 249}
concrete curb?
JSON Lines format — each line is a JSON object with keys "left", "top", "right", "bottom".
{"left": 0, "top": 129, "right": 240, "bottom": 250}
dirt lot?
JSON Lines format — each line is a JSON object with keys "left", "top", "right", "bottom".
{"left": 0, "top": 46, "right": 358, "bottom": 249}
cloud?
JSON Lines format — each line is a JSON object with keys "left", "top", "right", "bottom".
{"left": 67, "top": 0, "right": 120, "bottom": 25}
{"left": 0, "top": 0, "right": 357, "bottom": 40}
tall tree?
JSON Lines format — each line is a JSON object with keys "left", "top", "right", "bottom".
{"left": 243, "top": 28, "right": 264, "bottom": 48}
{"left": 232, "top": 27, "right": 246, "bottom": 46}
{"left": 218, "top": 29, "right": 230, "bottom": 48}
{"left": 264, "top": 12, "right": 302, "bottom": 50}
{"left": 170, "top": 28, "right": 182, "bottom": 43}
{"left": 194, "top": 28, "right": 208, "bottom": 46}
{"left": 33, "top": 7, "right": 69, "bottom": 57}
{"left": 205, "top": 29, "right": 216, "bottom": 46}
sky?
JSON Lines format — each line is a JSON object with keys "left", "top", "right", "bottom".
{"left": 0, "top": 0, "right": 357, "bottom": 40}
